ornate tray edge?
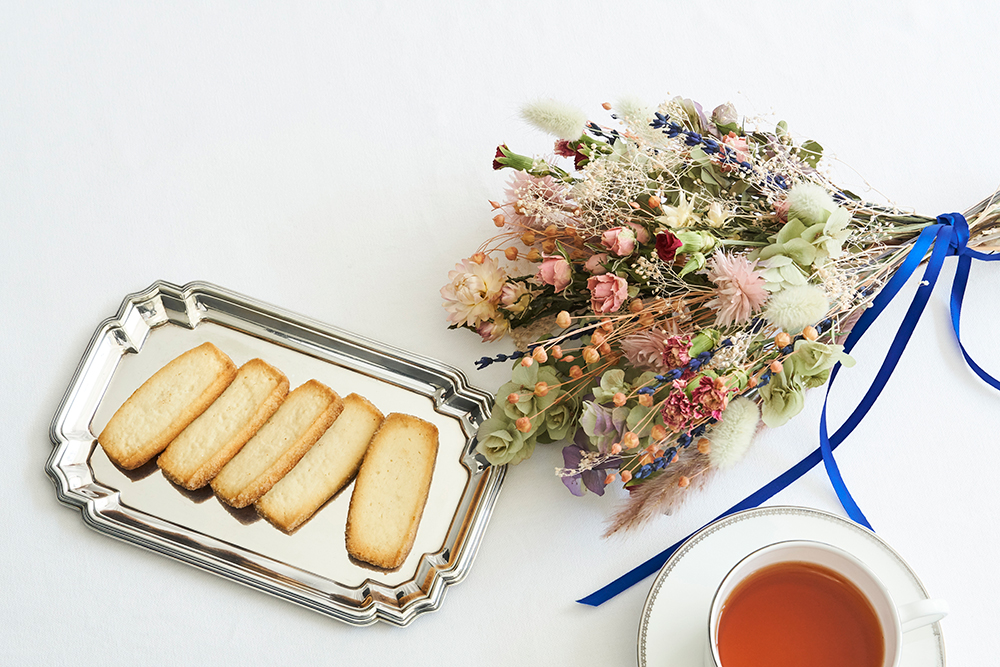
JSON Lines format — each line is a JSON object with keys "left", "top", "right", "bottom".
{"left": 45, "top": 279, "right": 505, "bottom": 627}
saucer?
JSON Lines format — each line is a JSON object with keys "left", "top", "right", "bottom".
{"left": 638, "top": 506, "right": 945, "bottom": 666}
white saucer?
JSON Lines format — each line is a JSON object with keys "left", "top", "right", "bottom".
{"left": 638, "top": 506, "right": 946, "bottom": 666}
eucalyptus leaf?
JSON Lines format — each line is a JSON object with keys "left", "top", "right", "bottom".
{"left": 799, "top": 139, "right": 823, "bottom": 168}
{"left": 715, "top": 121, "right": 741, "bottom": 136}
{"left": 690, "top": 147, "right": 710, "bottom": 167}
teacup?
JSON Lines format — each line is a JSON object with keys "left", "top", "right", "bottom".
{"left": 704, "top": 540, "right": 948, "bottom": 667}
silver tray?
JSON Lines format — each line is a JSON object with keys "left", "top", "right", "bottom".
{"left": 46, "top": 280, "right": 503, "bottom": 626}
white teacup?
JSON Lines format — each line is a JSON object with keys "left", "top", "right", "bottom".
{"left": 704, "top": 540, "right": 948, "bottom": 667}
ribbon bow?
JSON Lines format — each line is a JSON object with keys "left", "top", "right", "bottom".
{"left": 820, "top": 212, "right": 1000, "bottom": 528}
{"left": 579, "top": 212, "right": 998, "bottom": 607}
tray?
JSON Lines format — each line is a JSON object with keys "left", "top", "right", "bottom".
{"left": 46, "top": 280, "right": 503, "bottom": 627}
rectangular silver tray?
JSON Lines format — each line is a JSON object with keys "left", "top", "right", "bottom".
{"left": 46, "top": 280, "right": 503, "bottom": 626}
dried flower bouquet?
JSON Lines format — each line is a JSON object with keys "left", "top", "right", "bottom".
{"left": 442, "top": 97, "right": 1000, "bottom": 536}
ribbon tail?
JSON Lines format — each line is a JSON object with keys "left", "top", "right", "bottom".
{"left": 950, "top": 252, "right": 1000, "bottom": 390}
{"left": 576, "top": 539, "right": 684, "bottom": 607}
{"left": 576, "top": 447, "right": 825, "bottom": 606}
{"left": 817, "top": 225, "right": 953, "bottom": 527}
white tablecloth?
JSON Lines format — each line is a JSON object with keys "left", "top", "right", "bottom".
{"left": 3, "top": 2, "right": 998, "bottom": 664}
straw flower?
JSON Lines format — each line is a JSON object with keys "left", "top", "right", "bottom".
{"left": 476, "top": 317, "right": 510, "bottom": 342}
{"left": 706, "top": 252, "right": 769, "bottom": 327}
{"left": 441, "top": 255, "right": 506, "bottom": 328}
{"left": 500, "top": 282, "right": 531, "bottom": 315}
{"left": 620, "top": 330, "right": 670, "bottom": 373}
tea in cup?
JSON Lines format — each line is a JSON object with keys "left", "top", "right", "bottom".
{"left": 705, "top": 540, "right": 947, "bottom": 667}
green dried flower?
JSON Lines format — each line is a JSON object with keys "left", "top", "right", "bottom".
{"left": 592, "top": 369, "right": 627, "bottom": 404}
{"left": 758, "top": 254, "right": 809, "bottom": 292}
{"left": 759, "top": 340, "right": 855, "bottom": 427}
{"left": 476, "top": 413, "right": 536, "bottom": 466}
{"left": 498, "top": 363, "right": 562, "bottom": 434}
{"left": 625, "top": 402, "right": 662, "bottom": 439}
{"left": 538, "top": 393, "right": 580, "bottom": 444}
{"left": 758, "top": 204, "right": 852, "bottom": 269}
{"left": 801, "top": 206, "right": 852, "bottom": 261}
{"left": 758, "top": 219, "right": 818, "bottom": 266}
{"left": 787, "top": 339, "right": 855, "bottom": 388}
{"left": 758, "top": 366, "right": 806, "bottom": 428}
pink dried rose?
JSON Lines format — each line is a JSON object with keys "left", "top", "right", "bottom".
{"left": 620, "top": 330, "right": 670, "bottom": 373}
{"left": 625, "top": 221, "right": 651, "bottom": 244}
{"left": 587, "top": 273, "right": 628, "bottom": 314}
{"left": 601, "top": 227, "right": 637, "bottom": 256}
{"left": 721, "top": 132, "right": 750, "bottom": 172}
{"left": 662, "top": 335, "right": 692, "bottom": 370}
{"left": 705, "top": 252, "right": 769, "bottom": 327}
{"left": 441, "top": 255, "right": 506, "bottom": 328}
{"left": 584, "top": 252, "right": 609, "bottom": 275}
{"left": 537, "top": 255, "right": 572, "bottom": 292}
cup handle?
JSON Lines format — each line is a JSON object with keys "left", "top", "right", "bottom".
{"left": 898, "top": 599, "right": 949, "bottom": 633}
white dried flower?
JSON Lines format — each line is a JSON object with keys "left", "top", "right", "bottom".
{"left": 521, "top": 99, "right": 587, "bottom": 141}
{"left": 708, "top": 397, "right": 760, "bottom": 469}
{"left": 657, "top": 192, "right": 698, "bottom": 228}
{"left": 706, "top": 202, "right": 729, "bottom": 228}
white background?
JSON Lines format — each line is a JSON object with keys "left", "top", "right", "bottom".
{"left": 2, "top": 2, "right": 999, "bottom": 664}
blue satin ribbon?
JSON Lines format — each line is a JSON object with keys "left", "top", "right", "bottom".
{"left": 578, "top": 212, "right": 998, "bottom": 607}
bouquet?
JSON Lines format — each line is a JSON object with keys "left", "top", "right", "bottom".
{"left": 441, "top": 96, "right": 1000, "bottom": 536}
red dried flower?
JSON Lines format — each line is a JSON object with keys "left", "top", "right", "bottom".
{"left": 554, "top": 140, "right": 577, "bottom": 157}
{"left": 656, "top": 231, "right": 683, "bottom": 263}
{"left": 661, "top": 335, "right": 692, "bottom": 369}
{"left": 690, "top": 375, "right": 728, "bottom": 418}
{"left": 493, "top": 144, "right": 508, "bottom": 170}
{"left": 661, "top": 391, "right": 693, "bottom": 431}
